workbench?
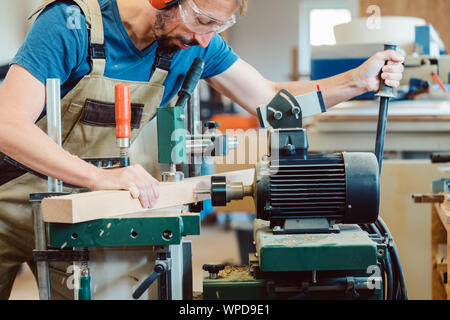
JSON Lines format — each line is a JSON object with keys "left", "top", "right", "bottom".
{"left": 35, "top": 203, "right": 201, "bottom": 300}
{"left": 431, "top": 201, "right": 449, "bottom": 299}
{"left": 306, "top": 99, "right": 450, "bottom": 157}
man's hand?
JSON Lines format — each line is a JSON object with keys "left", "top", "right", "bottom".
{"left": 354, "top": 50, "right": 405, "bottom": 92}
{"left": 91, "top": 164, "right": 160, "bottom": 209}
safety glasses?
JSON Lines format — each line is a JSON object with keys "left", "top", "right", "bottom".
{"left": 178, "top": 0, "right": 237, "bottom": 34}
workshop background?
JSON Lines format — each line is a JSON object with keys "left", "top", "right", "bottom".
{"left": 1, "top": 0, "right": 449, "bottom": 300}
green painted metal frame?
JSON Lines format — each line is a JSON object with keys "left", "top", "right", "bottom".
{"left": 256, "top": 225, "right": 380, "bottom": 272}
{"left": 47, "top": 214, "right": 200, "bottom": 248}
{"left": 157, "top": 106, "right": 186, "bottom": 164}
{"left": 203, "top": 279, "right": 271, "bottom": 300}
{"left": 203, "top": 267, "right": 384, "bottom": 300}
{"left": 203, "top": 278, "right": 383, "bottom": 300}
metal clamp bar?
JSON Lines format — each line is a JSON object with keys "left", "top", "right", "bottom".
{"left": 46, "top": 79, "right": 63, "bottom": 193}
{"left": 30, "top": 192, "right": 71, "bottom": 300}
{"left": 31, "top": 199, "right": 51, "bottom": 300}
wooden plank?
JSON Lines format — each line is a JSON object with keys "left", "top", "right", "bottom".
{"left": 412, "top": 194, "right": 446, "bottom": 204}
{"left": 431, "top": 203, "right": 448, "bottom": 300}
{"left": 436, "top": 243, "right": 448, "bottom": 274}
{"left": 435, "top": 202, "right": 450, "bottom": 231}
{"left": 42, "top": 169, "right": 255, "bottom": 224}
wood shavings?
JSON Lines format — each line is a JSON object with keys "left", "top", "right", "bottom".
{"left": 218, "top": 266, "right": 253, "bottom": 281}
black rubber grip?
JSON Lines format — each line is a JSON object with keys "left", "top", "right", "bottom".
{"left": 376, "top": 44, "right": 398, "bottom": 98}
{"left": 132, "top": 271, "right": 161, "bottom": 300}
{"left": 176, "top": 58, "right": 205, "bottom": 107}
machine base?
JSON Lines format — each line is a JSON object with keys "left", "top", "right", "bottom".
{"left": 203, "top": 220, "right": 385, "bottom": 300}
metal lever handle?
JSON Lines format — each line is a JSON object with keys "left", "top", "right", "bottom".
{"left": 132, "top": 263, "right": 166, "bottom": 300}
{"left": 374, "top": 44, "right": 398, "bottom": 174}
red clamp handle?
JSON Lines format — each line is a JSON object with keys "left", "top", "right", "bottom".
{"left": 115, "top": 84, "right": 131, "bottom": 139}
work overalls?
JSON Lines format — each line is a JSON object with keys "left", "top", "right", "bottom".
{"left": 0, "top": 0, "right": 171, "bottom": 298}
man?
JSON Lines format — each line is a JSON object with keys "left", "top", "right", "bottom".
{"left": 0, "top": 0, "right": 404, "bottom": 298}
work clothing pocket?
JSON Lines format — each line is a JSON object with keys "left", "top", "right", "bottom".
{"left": 61, "top": 98, "right": 146, "bottom": 158}
{"left": 61, "top": 102, "right": 84, "bottom": 145}
{"left": 53, "top": 75, "right": 166, "bottom": 159}
{"left": 80, "top": 99, "right": 144, "bottom": 129}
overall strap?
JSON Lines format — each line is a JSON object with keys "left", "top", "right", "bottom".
{"left": 149, "top": 48, "right": 176, "bottom": 86}
{"left": 28, "top": 0, "right": 62, "bottom": 19}
{"left": 29, "top": 0, "right": 106, "bottom": 76}
{"left": 84, "top": 0, "right": 106, "bottom": 76}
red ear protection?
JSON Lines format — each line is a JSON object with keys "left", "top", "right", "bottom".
{"left": 150, "top": 0, "right": 179, "bottom": 10}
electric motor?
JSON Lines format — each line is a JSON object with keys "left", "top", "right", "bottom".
{"left": 255, "top": 151, "right": 380, "bottom": 228}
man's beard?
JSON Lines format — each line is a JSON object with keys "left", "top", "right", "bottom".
{"left": 154, "top": 9, "right": 199, "bottom": 55}
{"left": 156, "top": 35, "right": 199, "bottom": 54}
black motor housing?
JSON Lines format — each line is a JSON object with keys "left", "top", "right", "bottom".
{"left": 256, "top": 150, "right": 380, "bottom": 228}
{"left": 253, "top": 91, "right": 380, "bottom": 230}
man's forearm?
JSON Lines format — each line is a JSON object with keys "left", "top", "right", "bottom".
{"left": 0, "top": 120, "right": 101, "bottom": 189}
{"left": 273, "top": 68, "right": 368, "bottom": 109}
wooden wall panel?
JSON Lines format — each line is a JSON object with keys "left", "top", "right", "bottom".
{"left": 359, "top": 0, "right": 450, "bottom": 51}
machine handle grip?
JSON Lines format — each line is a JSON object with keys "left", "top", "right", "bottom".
{"left": 176, "top": 58, "right": 205, "bottom": 107}
{"left": 132, "top": 263, "right": 166, "bottom": 300}
{"left": 132, "top": 271, "right": 161, "bottom": 300}
{"left": 375, "top": 44, "right": 398, "bottom": 98}
{"left": 115, "top": 84, "right": 132, "bottom": 139}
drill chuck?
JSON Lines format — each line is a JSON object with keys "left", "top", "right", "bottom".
{"left": 210, "top": 176, "right": 253, "bottom": 206}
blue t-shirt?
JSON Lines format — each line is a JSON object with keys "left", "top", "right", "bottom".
{"left": 11, "top": 0, "right": 239, "bottom": 107}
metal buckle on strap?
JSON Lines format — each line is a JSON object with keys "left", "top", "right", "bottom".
{"left": 89, "top": 43, "right": 106, "bottom": 60}
{"left": 154, "top": 54, "right": 173, "bottom": 72}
